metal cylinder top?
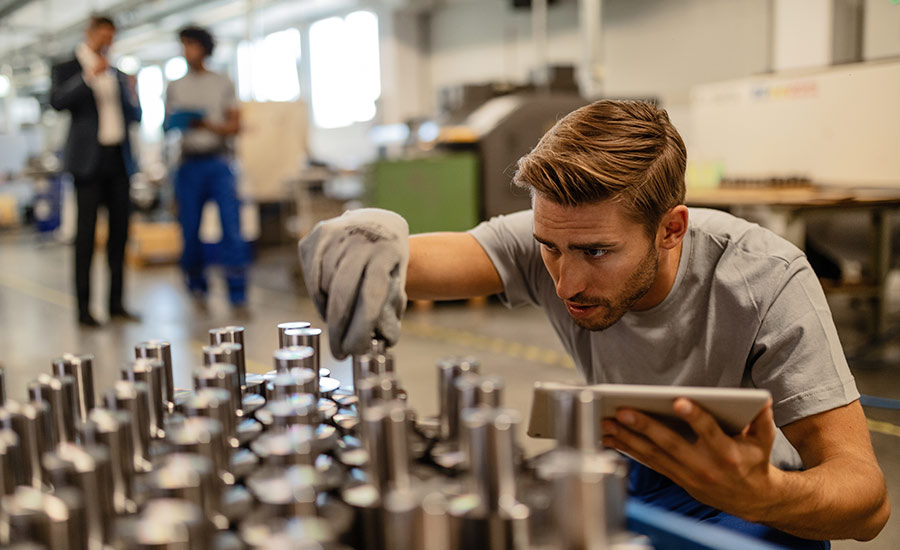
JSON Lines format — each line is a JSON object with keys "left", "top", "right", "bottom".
{"left": 277, "top": 321, "right": 311, "bottom": 348}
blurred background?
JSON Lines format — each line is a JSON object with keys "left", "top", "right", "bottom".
{"left": 0, "top": 1, "right": 899, "bottom": 547}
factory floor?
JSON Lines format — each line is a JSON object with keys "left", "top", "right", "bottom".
{"left": 0, "top": 231, "right": 898, "bottom": 549}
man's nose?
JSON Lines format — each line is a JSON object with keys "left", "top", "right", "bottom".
{"left": 554, "top": 257, "right": 586, "bottom": 301}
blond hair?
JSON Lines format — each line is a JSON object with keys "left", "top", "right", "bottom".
{"left": 513, "top": 100, "right": 686, "bottom": 236}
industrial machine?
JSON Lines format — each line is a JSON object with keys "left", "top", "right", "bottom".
{"left": 372, "top": 88, "right": 587, "bottom": 234}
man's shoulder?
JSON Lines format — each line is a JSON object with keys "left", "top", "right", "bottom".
{"left": 51, "top": 56, "right": 79, "bottom": 72}
{"left": 688, "top": 207, "right": 804, "bottom": 266}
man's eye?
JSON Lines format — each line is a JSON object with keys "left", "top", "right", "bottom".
{"left": 542, "top": 243, "right": 558, "bottom": 253}
{"left": 585, "top": 248, "right": 608, "bottom": 258}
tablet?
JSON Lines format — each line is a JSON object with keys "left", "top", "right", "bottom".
{"left": 527, "top": 382, "right": 772, "bottom": 441}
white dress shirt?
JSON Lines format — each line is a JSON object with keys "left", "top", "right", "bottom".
{"left": 76, "top": 43, "right": 125, "bottom": 146}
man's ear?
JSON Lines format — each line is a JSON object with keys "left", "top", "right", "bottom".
{"left": 658, "top": 205, "right": 688, "bottom": 250}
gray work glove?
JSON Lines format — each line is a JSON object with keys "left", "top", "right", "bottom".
{"left": 298, "top": 208, "right": 410, "bottom": 360}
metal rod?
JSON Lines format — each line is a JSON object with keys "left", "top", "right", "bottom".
{"left": 209, "top": 326, "right": 247, "bottom": 389}
{"left": 277, "top": 321, "right": 310, "bottom": 349}
{"left": 135, "top": 340, "right": 175, "bottom": 412}
{"left": 281, "top": 327, "right": 322, "bottom": 375}
{"left": 121, "top": 358, "right": 166, "bottom": 439}
{"left": 361, "top": 399, "right": 411, "bottom": 495}
{"left": 78, "top": 409, "right": 136, "bottom": 515}
{"left": 437, "top": 357, "right": 480, "bottom": 441}
{"left": 105, "top": 381, "right": 152, "bottom": 473}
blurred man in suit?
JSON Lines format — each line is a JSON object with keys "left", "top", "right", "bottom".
{"left": 50, "top": 14, "right": 142, "bottom": 327}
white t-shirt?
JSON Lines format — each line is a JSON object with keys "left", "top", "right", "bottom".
{"left": 469, "top": 208, "right": 859, "bottom": 468}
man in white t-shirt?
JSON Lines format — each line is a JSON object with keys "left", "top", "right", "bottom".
{"left": 299, "top": 100, "right": 889, "bottom": 547}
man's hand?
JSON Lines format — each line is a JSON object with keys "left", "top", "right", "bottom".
{"left": 299, "top": 209, "right": 409, "bottom": 359}
{"left": 92, "top": 56, "right": 109, "bottom": 76}
{"left": 601, "top": 398, "right": 778, "bottom": 522}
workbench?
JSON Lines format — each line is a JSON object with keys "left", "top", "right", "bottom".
{"left": 685, "top": 185, "right": 900, "bottom": 338}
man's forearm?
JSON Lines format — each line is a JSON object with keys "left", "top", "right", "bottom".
{"left": 407, "top": 233, "right": 503, "bottom": 301}
{"left": 754, "top": 457, "right": 889, "bottom": 541}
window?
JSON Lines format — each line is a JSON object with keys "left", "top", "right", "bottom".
{"left": 309, "top": 11, "right": 380, "bottom": 129}
{"left": 237, "top": 28, "right": 302, "bottom": 102}
{"left": 137, "top": 65, "right": 164, "bottom": 142}
{"left": 164, "top": 57, "right": 188, "bottom": 81}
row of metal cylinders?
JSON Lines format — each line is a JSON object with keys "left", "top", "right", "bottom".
{"left": 0, "top": 322, "right": 635, "bottom": 550}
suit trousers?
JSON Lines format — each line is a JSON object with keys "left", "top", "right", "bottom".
{"left": 73, "top": 145, "right": 131, "bottom": 316}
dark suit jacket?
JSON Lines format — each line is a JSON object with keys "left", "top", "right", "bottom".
{"left": 49, "top": 55, "right": 142, "bottom": 179}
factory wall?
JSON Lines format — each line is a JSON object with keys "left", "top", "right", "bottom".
{"left": 426, "top": 0, "right": 771, "bottom": 144}
{"left": 864, "top": 0, "right": 900, "bottom": 60}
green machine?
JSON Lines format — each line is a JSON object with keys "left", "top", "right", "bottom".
{"left": 371, "top": 93, "right": 587, "bottom": 234}
{"left": 371, "top": 152, "right": 480, "bottom": 235}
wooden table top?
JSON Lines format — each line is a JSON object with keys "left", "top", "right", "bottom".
{"left": 685, "top": 185, "right": 900, "bottom": 209}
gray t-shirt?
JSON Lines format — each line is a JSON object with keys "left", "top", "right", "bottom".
{"left": 470, "top": 208, "right": 859, "bottom": 467}
{"left": 166, "top": 70, "right": 237, "bottom": 155}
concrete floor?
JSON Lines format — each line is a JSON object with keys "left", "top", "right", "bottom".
{"left": 0, "top": 231, "right": 898, "bottom": 548}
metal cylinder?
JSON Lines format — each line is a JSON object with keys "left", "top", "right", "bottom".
{"left": 361, "top": 400, "right": 411, "bottom": 495}
{"left": 355, "top": 375, "right": 399, "bottom": 421}
{"left": 115, "top": 499, "right": 211, "bottom": 550}
{"left": 0, "top": 400, "right": 50, "bottom": 489}
{"left": 29, "top": 374, "right": 77, "bottom": 446}
{"left": 277, "top": 321, "right": 310, "bottom": 349}
{"left": 121, "top": 358, "right": 166, "bottom": 439}
{"left": 147, "top": 453, "right": 223, "bottom": 529}
{"left": 282, "top": 327, "right": 322, "bottom": 374}
{"left": 202, "top": 343, "right": 243, "bottom": 383}
{"left": 105, "top": 381, "right": 152, "bottom": 473}
{"left": 42, "top": 442, "right": 113, "bottom": 550}
{"left": 78, "top": 409, "right": 136, "bottom": 515}
{"left": 461, "top": 407, "right": 519, "bottom": 515}
{"left": 255, "top": 397, "right": 318, "bottom": 433}
{"left": 244, "top": 374, "right": 267, "bottom": 397}
{"left": 0, "top": 362, "right": 5, "bottom": 407}
{"left": 135, "top": 340, "right": 175, "bottom": 412}
{"left": 266, "top": 369, "right": 317, "bottom": 402}
{"left": 51, "top": 354, "right": 95, "bottom": 425}
{"left": 437, "top": 357, "right": 480, "bottom": 441}
{"left": 0, "top": 428, "right": 20, "bottom": 495}
{"left": 167, "top": 416, "right": 231, "bottom": 485}
{"left": 3, "top": 485, "right": 86, "bottom": 550}
{"left": 193, "top": 363, "right": 241, "bottom": 418}
{"left": 246, "top": 465, "right": 318, "bottom": 519}
{"left": 554, "top": 389, "right": 598, "bottom": 452}
{"left": 352, "top": 343, "right": 394, "bottom": 392}
{"left": 539, "top": 450, "right": 629, "bottom": 549}
{"left": 184, "top": 388, "right": 237, "bottom": 449}
{"left": 250, "top": 427, "right": 316, "bottom": 467}
{"left": 273, "top": 346, "right": 315, "bottom": 374}
{"left": 209, "top": 326, "right": 247, "bottom": 389}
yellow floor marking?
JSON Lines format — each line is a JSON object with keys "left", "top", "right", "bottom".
{"left": 402, "top": 319, "right": 576, "bottom": 369}
{"left": 0, "top": 272, "right": 73, "bottom": 309}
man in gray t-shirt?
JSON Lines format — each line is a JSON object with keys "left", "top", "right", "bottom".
{"left": 164, "top": 26, "right": 248, "bottom": 306}
{"left": 299, "top": 100, "right": 888, "bottom": 546}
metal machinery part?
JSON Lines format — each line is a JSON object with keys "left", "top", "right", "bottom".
{"left": 0, "top": 321, "right": 770, "bottom": 550}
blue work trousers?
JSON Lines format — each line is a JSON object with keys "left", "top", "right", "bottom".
{"left": 628, "top": 459, "right": 829, "bottom": 549}
{"left": 174, "top": 156, "right": 247, "bottom": 296}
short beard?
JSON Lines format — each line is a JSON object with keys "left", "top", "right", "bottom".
{"left": 570, "top": 243, "right": 659, "bottom": 331}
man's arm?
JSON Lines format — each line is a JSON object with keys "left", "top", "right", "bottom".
{"left": 407, "top": 232, "right": 503, "bottom": 300}
{"left": 50, "top": 62, "right": 92, "bottom": 112}
{"left": 603, "top": 398, "right": 889, "bottom": 541}
{"left": 771, "top": 400, "right": 889, "bottom": 540}
{"left": 196, "top": 106, "right": 240, "bottom": 136}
